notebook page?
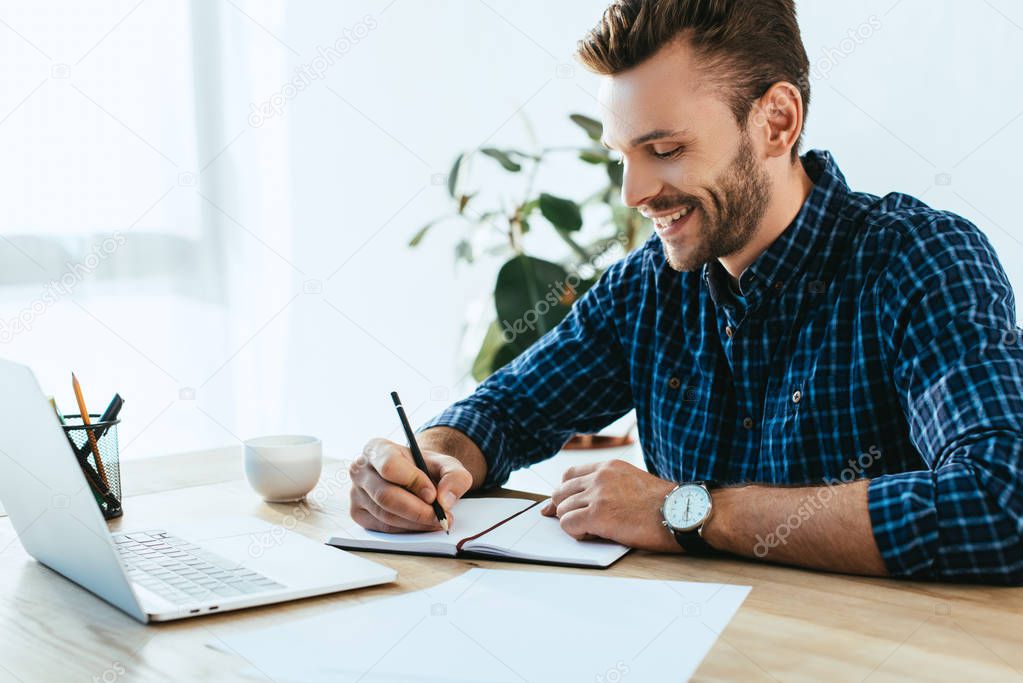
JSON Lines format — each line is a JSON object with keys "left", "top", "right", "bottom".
{"left": 464, "top": 498, "right": 630, "bottom": 567}
{"left": 328, "top": 497, "right": 536, "bottom": 555}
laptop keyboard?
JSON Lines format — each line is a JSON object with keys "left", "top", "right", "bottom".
{"left": 113, "top": 530, "right": 284, "bottom": 605}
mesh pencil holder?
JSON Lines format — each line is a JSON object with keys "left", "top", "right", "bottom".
{"left": 62, "top": 414, "right": 123, "bottom": 520}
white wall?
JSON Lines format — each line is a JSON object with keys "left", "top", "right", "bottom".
{"left": 280, "top": 0, "right": 1023, "bottom": 460}
{"left": 798, "top": 0, "right": 1023, "bottom": 296}
{"left": 1, "top": 0, "right": 1021, "bottom": 462}
{"left": 279, "top": 0, "right": 617, "bottom": 457}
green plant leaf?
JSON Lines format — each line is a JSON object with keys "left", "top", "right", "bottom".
{"left": 455, "top": 239, "right": 473, "bottom": 264}
{"left": 471, "top": 321, "right": 504, "bottom": 381}
{"left": 539, "top": 193, "right": 583, "bottom": 232}
{"left": 408, "top": 220, "right": 436, "bottom": 247}
{"left": 579, "top": 149, "right": 608, "bottom": 164}
{"left": 470, "top": 319, "right": 526, "bottom": 379}
{"left": 490, "top": 342, "right": 521, "bottom": 375}
{"left": 480, "top": 148, "right": 523, "bottom": 172}
{"left": 512, "top": 198, "right": 539, "bottom": 236}
{"left": 494, "top": 255, "right": 575, "bottom": 353}
{"left": 447, "top": 153, "right": 463, "bottom": 198}
{"left": 569, "top": 113, "right": 603, "bottom": 141}
{"left": 606, "top": 161, "right": 624, "bottom": 188}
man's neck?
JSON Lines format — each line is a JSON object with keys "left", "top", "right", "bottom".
{"left": 718, "top": 159, "right": 815, "bottom": 288}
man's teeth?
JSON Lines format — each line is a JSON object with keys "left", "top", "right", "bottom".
{"left": 652, "top": 205, "right": 693, "bottom": 229}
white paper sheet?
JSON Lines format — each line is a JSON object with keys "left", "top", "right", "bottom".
{"left": 210, "top": 568, "right": 750, "bottom": 682}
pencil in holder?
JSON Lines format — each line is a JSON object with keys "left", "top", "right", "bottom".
{"left": 62, "top": 414, "right": 123, "bottom": 520}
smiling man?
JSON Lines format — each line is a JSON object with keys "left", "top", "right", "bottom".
{"left": 349, "top": 0, "right": 1023, "bottom": 584}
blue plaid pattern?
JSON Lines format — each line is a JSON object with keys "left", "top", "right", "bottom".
{"left": 423, "top": 150, "right": 1023, "bottom": 584}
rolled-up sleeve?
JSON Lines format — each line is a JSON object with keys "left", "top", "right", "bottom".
{"left": 421, "top": 253, "right": 639, "bottom": 488}
{"left": 870, "top": 216, "right": 1023, "bottom": 584}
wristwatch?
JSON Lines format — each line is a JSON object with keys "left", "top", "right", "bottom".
{"left": 661, "top": 482, "right": 717, "bottom": 555}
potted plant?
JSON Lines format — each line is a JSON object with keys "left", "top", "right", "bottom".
{"left": 410, "top": 114, "right": 650, "bottom": 448}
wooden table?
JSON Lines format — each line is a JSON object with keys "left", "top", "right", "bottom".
{"left": 0, "top": 449, "right": 1020, "bottom": 682}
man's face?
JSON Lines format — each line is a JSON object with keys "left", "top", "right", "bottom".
{"left": 598, "top": 39, "right": 771, "bottom": 272}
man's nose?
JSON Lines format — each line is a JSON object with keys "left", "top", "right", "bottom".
{"left": 620, "top": 162, "right": 660, "bottom": 209}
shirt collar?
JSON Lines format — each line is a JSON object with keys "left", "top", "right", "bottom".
{"left": 702, "top": 149, "right": 850, "bottom": 311}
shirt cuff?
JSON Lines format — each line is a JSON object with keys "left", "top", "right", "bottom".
{"left": 419, "top": 403, "right": 512, "bottom": 489}
{"left": 867, "top": 471, "right": 940, "bottom": 579}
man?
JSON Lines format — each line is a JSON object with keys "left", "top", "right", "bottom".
{"left": 350, "top": 0, "right": 1023, "bottom": 584}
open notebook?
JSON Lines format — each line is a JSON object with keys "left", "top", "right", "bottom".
{"left": 328, "top": 497, "right": 630, "bottom": 568}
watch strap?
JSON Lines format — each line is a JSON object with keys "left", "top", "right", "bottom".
{"left": 673, "top": 527, "right": 716, "bottom": 555}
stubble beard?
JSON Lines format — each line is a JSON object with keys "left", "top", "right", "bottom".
{"left": 661, "top": 133, "right": 771, "bottom": 273}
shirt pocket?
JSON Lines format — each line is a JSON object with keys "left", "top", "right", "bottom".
{"left": 764, "top": 368, "right": 864, "bottom": 482}
{"left": 648, "top": 365, "right": 719, "bottom": 481}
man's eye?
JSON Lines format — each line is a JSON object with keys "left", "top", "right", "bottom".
{"left": 652, "top": 146, "right": 683, "bottom": 160}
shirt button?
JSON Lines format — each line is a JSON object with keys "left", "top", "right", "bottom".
{"left": 792, "top": 390, "right": 802, "bottom": 404}
{"left": 668, "top": 377, "right": 682, "bottom": 390}
{"left": 742, "top": 416, "right": 754, "bottom": 430}
{"left": 725, "top": 325, "right": 733, "bottom": 338}
{"left": 773, "top": 281, "right": 784, "bottom": 291}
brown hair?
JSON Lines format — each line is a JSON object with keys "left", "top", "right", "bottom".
{"left": 576, "top": 0, "right": 810, "bottom": 159}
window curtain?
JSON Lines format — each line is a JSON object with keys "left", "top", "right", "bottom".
{"left": 0, "top": 0, "right": 295, "bottom": 459}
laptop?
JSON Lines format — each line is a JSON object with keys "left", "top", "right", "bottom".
{"left": 0, "top": 359, "right": 396, "bottom": 623}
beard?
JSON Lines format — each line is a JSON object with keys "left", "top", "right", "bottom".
{"left": 657, "top": 132, "right": 770, "bottom": 272}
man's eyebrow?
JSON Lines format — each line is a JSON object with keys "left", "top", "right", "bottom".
{"left": 600, "top": 129, "right": 689, "bottom": 151}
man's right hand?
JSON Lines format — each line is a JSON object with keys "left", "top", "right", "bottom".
{"left": 349, "top": 437, "right": 474, "bottom": 533}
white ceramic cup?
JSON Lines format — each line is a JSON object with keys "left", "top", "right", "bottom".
{"left": 243, "top": 435, "right": 322, "bottom": 503}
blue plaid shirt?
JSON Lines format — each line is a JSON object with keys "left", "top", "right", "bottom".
{"left": 424, "top": 150, "right": 1023, "bottom": 584}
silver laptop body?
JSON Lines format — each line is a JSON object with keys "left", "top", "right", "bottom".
{"left": 0, "top": 359, "right": 395, "bottom": 622}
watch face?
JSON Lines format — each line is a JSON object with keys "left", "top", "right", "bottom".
{"left": 663, "top": 484, "right": 712, "bottom": 531}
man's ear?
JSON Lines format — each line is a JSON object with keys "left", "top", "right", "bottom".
{"left": 750, "top": 81, "right": 803, "bottom": 161}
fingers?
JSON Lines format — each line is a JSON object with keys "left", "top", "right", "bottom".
{"left": 561, "top": 461, "right": 601, "bottom": 483}
{"left": 555, "top": 490, "right": 589, "bottom": 518}
{"left": 349, "top": 439, "right": 478, "bottom": 533}
{"left": 350, "top": 487, "right": 440, "bottom": 533}
{"left": 542, "top": 470, "right": 592, "bottom": 515}
{"left": 364, "top": 438, "right": 436, "bottom": 500}
{"left": 362, "top": 475, "right": 442, "bottom": 528}
{"left": 349, "top": 439, "right": 443, "bottom": 531}
{"left": 545, "top": 474, "right": 591, "bottom": 515}
{"left": 559, "top": 507, "right": 596, "bottom": 540}
{"left": 349, "top": 506, "right": 409, "bottom": 534}
{"left": 542, "top": 488, "right": 589, "bottom": 519}
{"left": 430, "top": 456, "right": 473, "bottom": 511}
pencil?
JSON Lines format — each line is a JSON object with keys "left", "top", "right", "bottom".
{"left": 71, "top": 373, "right": 110, "bottom": 487}
{"left": 390, "top": 391, "right": 449, "bottom": 534}
{"left": 48, "top": 397, "right": 66, "bottom": 425}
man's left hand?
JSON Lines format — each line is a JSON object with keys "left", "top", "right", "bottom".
{"left": 541, "top": 459, "right": 682, "bottom": 553}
